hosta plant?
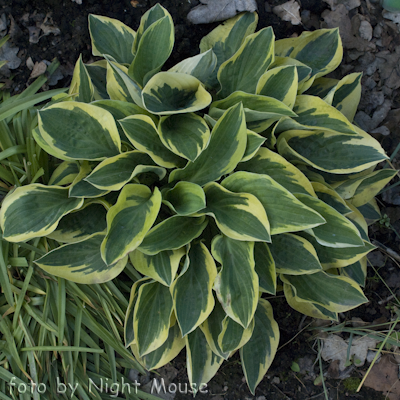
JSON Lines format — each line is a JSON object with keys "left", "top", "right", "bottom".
{"left": 0, "top": 5, "right": 396, "bottom": 394}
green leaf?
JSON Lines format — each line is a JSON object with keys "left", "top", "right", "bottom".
{"left": 240, "top": 299, "right": 279, "bottom": 394}
{"left": 35, "top": 234, "right": 127, "bottom": 284}
{"left": 119, "top": 115, "right": 185, "bottom": 168}
{"left": 202, "top": 182, "right": 271, "bottom": 242}
{"left": 254, "top": 242, "right": 276, "bottom": 295}
{"left": 269, "top": 233, "right": 322, "bottom": 275}
{"left": 237, "top": 147, "right": 316, "bottom": 196}
{"left": 341, "top": 257, "right": 367, "bottom": 287}
{"left": 142, "top": 72, "right": 212, "bottom": 115}
{"left": 85, "top": 151, "right": 166, "bottom": 191}
{"left": 131, "top": 322, "right": 185, "bottom": 370}
{"left": 218, "top": 27, "right": 275, "bottom": 98}
{"left": 218, "top": 316, "right": 254, "bottom": 354}
{"left": 0, "top": 184, "right": 83, "bottom": 242}
{"left": 312, "top": 182, "right": 352, "bottom": 215}
{"left": 162, "top": 181, "right": 206, "bottom": 216}
{"left": 36, "top": 102, "right": 121, "bottom": 161}
{"left": 130, "top": 15, "right": 174, "bottom": 87}
{"left": 139, "top": 216, "right": 208, "bottom": 255}
{"left": 332, "top": 73, "right": 362, "bottom": 122}
{"left": 69, "top": 54, "right": 94, "bottom": 102}
{"left": 277, "top": 127, "right": 388, "bottom": 174}
{"left": 101, "top": 184, "right": 161, "bottom": 265}
{"left": 134, "top": 280, "right": 173, "bottom": 356}
{"left": 47, "top": 203, "right": 107, "bottom": 243}
{"left": 281, "top": 271, "right": 368, "bottom": 312}
{"left": 170, "top": 103, "right": 247, "bottom": 186}
{"left": 169, "top": 49, "right": 217, "bottom": 85}
{"left": 296, "top": 194, "right": 364, "bottom": 248}
{"left": 222, "top": 171, "right": 325, "bottom": 235}
{"left": 105, "top": 58, "right": 143, "bottom": 107}
{"left": 48, "top": 161, "right": 79, "bottom": 186}
{"left": 130, "top": 247, "right": 185, "bottom": 286}
{"left": 88, "top": 14, "right": 135, "bottom": 64}
{"left": 242, "top": 130, "right": 266, "bottom": 162}
{"left": 256, "top": 65, "right": 298, "bottom": 109}
{"left": 212, "top": 235, "right": 258, "bottom": 328}
{"left": 186, "top": 328, "right": 224, "bottom": 396}
{"left": 158, "top": 113, "right": 211, "bottom": 161}
{"left": 171, "top": 242, "right": 217, "bottom": 336}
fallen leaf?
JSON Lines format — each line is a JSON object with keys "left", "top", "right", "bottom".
{"left": 187, "top": 0, "right": 257, "bottom": 24}
{"left": 273, "top": 0, "right": 302, "bottom": 25}
{"left": 29, "top": 61, "right": 47, "bottom": 79}
{"left": 40, "top": 13, "right": 60, "bottom": 36}
{"left": 363, "top": 354, "right": 400, "bottom": 400}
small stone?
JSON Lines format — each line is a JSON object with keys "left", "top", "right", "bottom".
{"left": 256, "top": 397, "right": 267, "bottom": 400}
{"left": 359, "top": 20, "right": 373, "bottom": 41}
{"left": 223, "top": 386, "right": 228, "bottom": 391}
{"left": 371, "top": 125, "right": 390, "bottom": 135}
{"left": 272, "top": 376, "right": 280, "bottom": 384}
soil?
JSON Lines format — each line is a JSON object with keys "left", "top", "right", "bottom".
{"left": 1, "top": 0, "right": 400, "bottom": 399}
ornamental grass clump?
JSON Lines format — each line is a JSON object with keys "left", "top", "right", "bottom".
{"left": 0, "top": 4, "right": 396, "bottom": 394}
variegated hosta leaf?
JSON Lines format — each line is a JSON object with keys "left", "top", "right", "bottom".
{"left": 132, "top": 3, "right": 169, "bottom": 54}
{"left": 281, "top": 271, "right": 368, "bottom": 313}
{"left": 69, "top": 162, "right": 109, "bottom": 199}
{"left": 292, "top": 95, "right": 357, "bottom": 135}
{"left": 0, "top": 184, "right": 83, "bottom": 242}
{"left": 344, "top": 202, "right": 369, "bottom": 241}
{"left": 240, "top": 299, "right": 279, "bottom": 395}
{"left": 218, "top": 27, "right": 275, "bottom": 98}
{"left": 134, "top": 280, "right": 173, "bottom": 356}
{"left": 277, "top": 127, "right": 388, "bottom": 174}
{"left": 209, "top": 91, "right": 297, "bottom": 133}
{"left": 158, "top": 113, "right": 211, "bottom": 161}
{"left": 85, "top": 151, "right": 166, "bottom": 191}
{"left": 332, "top": 73, "right": 362, "bottom": 122}
{"left": 218, "top": 316, "right": 254, "bottom": 354}
{"left": 101, "top": 184, "right": 161, "bottom": 265}
{"left": 256, "top": 65, "right": 298, "bottom": 109}
{"left": 348, "top": 169, "right": 397, "bottom": 207}
{"left": 271, "top": 57, "right": 312, "bottom": 90}
{"left": 237, "top": 147, "right": 316, "bottom": 196}
{"left": 35, "top": 234, "right": 127, "bottom": 284}
{"left": 171, "top": 242, "right": 217, "bottom": 336}
{"left": 48, "top": 161, "right": 79, "bottom": 186}
{"left": 88, "top": 14, "right": 135, "bottom": 64}
{"left": 86, "top": 60, "right": 108, "bottom": 100}
{"left": 36, "top": 102, "right": 121, "bottom": 161}
{"left": 169, "top": 49, "right": 217, "bottom": 85}
{"left": 340, "top": 256, "right": 367, "bottom": 287}
{"left": 212, "top": 235, "right": 258, "bottom": 328}
{"left": 131, "top": 322, "right": 185, "bottom": 370}
{"left": 125, "top": 277, "right": 151, "bottom": 347}
{"left": 139, "top": 216, "right": 208, "bottom": 255}
{"left": 199, "top": 12, "right": 258, "bottom": 71}
{"left": 47, "top": 203, "right": 107, "bottom": 243}
{"left": 242, "top": 130, "right": 266, "bottom": 162}
{"left": 119, "top": 115, "right": 185, "bottom": 168}
{"left": 357, "top": 198, "right": 381, "bottom": 224}
{"left": 141, "top": 72, "right": 212, "bottom": 115}
{"left": 254, "top": 242, "right": 276, "bottom": 294}
{"left": 129, "top": 14, "right": 174, "bottom": 87}
{"left": 105, "top": 58, "right": 144, "bottom": 107}
{"left": 200, "top": 298, "right": 230, "bottom": 359}
{"left": 203, "top": 182, "right": 271, "bottom": 242}
{"left": 269, "top": 233, "right": 322, "bottom": 275}
{"left": 130, "top": 247, "right": 185, "bottom": 286}
{"left": 170, "top": 103, "right": 247, "bottom": 186}
{"left": 296, "top": 194, "right": 364, "bottom": 248}
{"left": 186, "top": 328, "right": 224, "bottom": 396}
{"left": 302, "top": 232, "right": 375, "bottom": 269}
{"left": 275, "top": 28, "right": 342, "bottom": 79}
{"left": 305, "top": 77, "right": 338, "bottom": 104}
{"left": 312, "top": 182, "right": 352, "bottom": 215}
{"left": 162, "top": 181, "right": 206, "bottom": 216}
{"left": 221, "top": 171, "right": 325, "bottom": 235}
{"left": 69, "top": 54, "right": 94, "bottom": 103}
{"left": 283, "top": 283, "right": 338, "bottom": 320}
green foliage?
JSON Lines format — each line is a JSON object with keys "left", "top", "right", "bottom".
{"left": 0, "top": 5, "right": 395, "bottom": 396}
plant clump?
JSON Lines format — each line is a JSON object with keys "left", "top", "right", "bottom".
{"left": 0, "top": 4, "right": 396, "bottom": 395}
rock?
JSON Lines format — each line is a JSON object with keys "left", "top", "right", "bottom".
{"left": 0, "top": 41, "right": 21, "bottom": 70}
{"left": 187, "top": 0, "right": 257, "bottom": 24}
{"left": 359, "top": 20, "right": 373, "bottom": 41}
{"left": 367, "top": 250, "right": 387, "bottom": 267}
{"left": 371, "top": 125, "right": 390, "bottom": 135}
{"left": 382, "top": 185, "right": 400, "bottom": 205}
